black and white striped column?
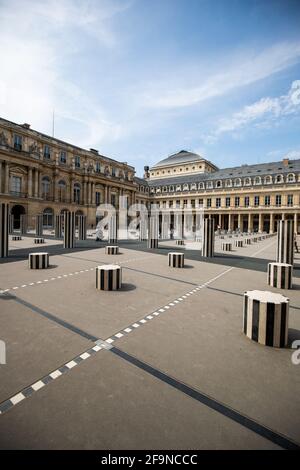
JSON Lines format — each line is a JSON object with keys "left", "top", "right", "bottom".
{"left": 245, "top": 238, "right": 251, "bottom": 245}
{"left": 105, "top": 245, "right": 119, "bottom": 255}
{"left": 235, "top": 240, "right": 243, "bottom": 248}
{"left": 268, "top": 262, "right": 293, "bottom": 290}
{"left": 35, "top": 214, "right": 43, "bottom": 237}
{"left": 20, "top": 214, "right": 27, "bottom": 235}
{"left": 96, "top": 264, "right": 122, "bottom": 291}
{"left": 34, "top": 238, "right": 45, "bottom": 244}
{"left": 176, "top": 240, "right": 185, "bottom": 246}
{"left": 168, "top": 252, "right": 184, "bottom": 268}
{"left": 222, "top": 242, "right": 232, "bottom": 251}
{"left": 202, "top": 218, "right": 214, "bottom": 257}
{"left": 139, "top": 217, "right": 148, "bottom": 241}
{"left": 12, "top": 235, "right": 22, "bottom": 241}
{"left": 276, "top": 220, "right": 294, "bottom": 265}
{"left": 29, "top": 252, "right": 49, "bottom": 269}
{"left": 0, "top": 203, "right": 9, "bottom": 258}
{"left": 243, "top": 290, "right": 289, "bottom": 347}
{"left": 147, "top": 215, "right": 159, "bottom": 249}
{"left": 55, "top": 214, "right": 63, "bottom": 239}
{"left": 9, "top": 214, "right": 14, "bottom": 235}
{"left": 77, "top": 215, "right": 87, "bottom": 241}
{"left": 108, "top": 214, "right": 118, "bottom": 244}
{"left": 63, "top": 212, "right": 75, "bottom": 249}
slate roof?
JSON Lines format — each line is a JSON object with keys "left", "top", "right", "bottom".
{"left": 151, "top": 150, "right": 214, "bottom": 168}
{"left": 147, "top": 159, "right": 300, "bottom": 187}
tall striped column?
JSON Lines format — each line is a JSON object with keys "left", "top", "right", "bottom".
{"left": 55, "top": 214, "right": 62, "bottom": 239}
{"left": 243, "top": 290, "right": 289, "bottom": 348}
{"left": 108, "top": 214, "right": 117, "bottom": 244}
{"left": 139, "top": 217, "right": 148, "bottom": 241}
{"left": 161, "top": 213, "right": 170, "bottom": 240}
{"left": 202, "top": 218, "right": 214, "bottom": 257}
{"left": 20, "top": 214, "right": 27, "bottom": 235}
{"left": 147, "top": 215, "right": 159, "bottom": 249}
{"left": 268, "top": 262, "right": 293, "bottom": 290}
{"left": 0, "top": 203, "right": 9, "bottom": 258}
{"left": 77, "top": 215, "right": 87, "bottom": 240}
{"left": 63, "top": 211, "right": 75, "bottom": 249}
{"left": 35, "top": 214, "right": 43, "bottom": 237}
{"left": 276, "top": 220, "right": 294, "bottom": 265}
{"left": 8, "top": 214, "right": 14, "bottom": 234}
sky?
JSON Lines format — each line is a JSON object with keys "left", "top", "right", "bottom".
{"left": 0, "top": 0, "right": 300, "bottom": 176}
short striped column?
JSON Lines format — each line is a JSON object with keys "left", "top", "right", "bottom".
{"left": 20, "top": 214, "right": 27, "bottom": 235}
{"left": 108, "top": 214, "right": 118, "bottom": 244}
{"left": 243, "top": 290, "right": 289, "bottom": 347}
{"left": 105, "top": 245, "right": 119, "bottom": 255}
{"left": 29, "top": 252, "right": 49, "bottom": 269}
{"left": 168, "top": 252, "right": 184, "bottom": 268}
{"left": 77, "top": 215, "right": 87, "bottom": 241}
{"left": 96, "top": 264, "right": 122, "bottom": 291}
{"left": 252, "top": 237, "right": 258, "bottom": 242}
{"left": 220, "top": 235, "right": 224, "bottom": 239}
{"left": 12, "top": 235, "right": 22, "bottom": 241}
{"left": 235, "top": 240, "right": 243, "bottom": 248}
{"left": 0, "top": 203, "right": 9, "bottom": 258}
{"left": 245, "top": 238, "right": 251, "bottom": 245}
{"left": 63, "top": 212, "right": 75, "bottom": 249}
{"left": 176, "top": 239, "right": 185, "bottom": 246}
{"left": 34, "top": 238, "right": 45, "bottom": 244}
{"left": 9, "top": 214, "right": 14, "bottom": 234}
{"left": 276, "top": 220, "right": 294, "bottom": 265}
{"left": 35, "top": 214, "right": 43, "bottom": 237}
{"left": 222, "top": 242, "right": 232, "bottom": 251}
{"left": 268, "top": 262, "right": 293, "bottom": 290}
{"left": 55, "top": 215, "right": 63, "bottom": 239}
{"left": 202, "top": 218, "right": 214, "bottom": 257}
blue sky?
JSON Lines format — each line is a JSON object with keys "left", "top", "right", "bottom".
{"left": 0, "top": 0, "right": 300, "bottom": 176}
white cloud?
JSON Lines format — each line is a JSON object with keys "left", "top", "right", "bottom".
{"left": 0, "top": 0, "right": 130, "bottom": 146}
{"left": 202, "top": 80, "right": 300, "bottom": 143}
{"left": 142, "top": 42, "right": 300, "bottom": 109}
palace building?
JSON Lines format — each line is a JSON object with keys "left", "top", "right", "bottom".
{"left": 0, "top": 117, "right": 299, "bottom": 234}
{"left": 138, "top": 150, "right": 300, "bottom": 234}
{"left": 0, "top": 117, "right": 137, "bottom": 229}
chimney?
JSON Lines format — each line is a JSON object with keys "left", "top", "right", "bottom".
{"left": 282, "top": 157, "right": 289, "bottom": 167}
{"left": 22, "top": 123, "right": 31, "bottom": 129}
{"left": 90, "top": 148, "right": 99, "bottom": 155}
{"left": 144, "top": 165, "right": 150, "bottom": 179}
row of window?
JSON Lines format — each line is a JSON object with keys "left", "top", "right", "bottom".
{"left": 151, "top": 173, "right": 297, "bottom": 194}
{"left": 151, "top": 164, "right": 205, "bottom": 176}
{"left": 159, "top": 195, "right": 296, "bottom": 208}
{"left": 12, "top": 134, "right": 129, "bottom": 179}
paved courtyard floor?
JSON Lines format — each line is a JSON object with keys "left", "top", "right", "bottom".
{"left": 0, "top": 234, "right": 299, "bottom": 449}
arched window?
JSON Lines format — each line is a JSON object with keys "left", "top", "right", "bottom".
{"left": 276, "top": 174, "right": 284, "bottom": 183}
{"left": 216, "top": 180, "right": 222, "bottom": 188}
{"left": 254, "top": 176, "right": 261, "bottom": 185}
{"left": 225, "top": 179, "right": 232, "bottom": 187}
{"left": 287, "top": 173, "right": 295, "bottom": 183}
{"left": 234, "top": 178, "right": 241, "bottom": 187}
{"left": 244, "top": 177, "right": 251, "bottom": 186}
{"left": 58, "top": 180, "right": 66, "bottom": 202}
{"left": 264, "top": 175, "right": 272, "bottom": 184}
{"left": 42, "top": 176, "right": 51, "bottom": 199}
{"left": 198, "top": 182, "right": 205, "bottom": 190}
{"left": 43, "top": 207, "right": 54, "bottom": 228}
{"left": 73, "top": 182, "right": 81, "bottom": 204}
{"left": 183, "top": 184, "right": 189, "bottom": 191}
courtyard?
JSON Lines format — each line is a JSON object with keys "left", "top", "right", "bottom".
{"left": 0, "top": 234, "right": 299, "bottom": 450}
